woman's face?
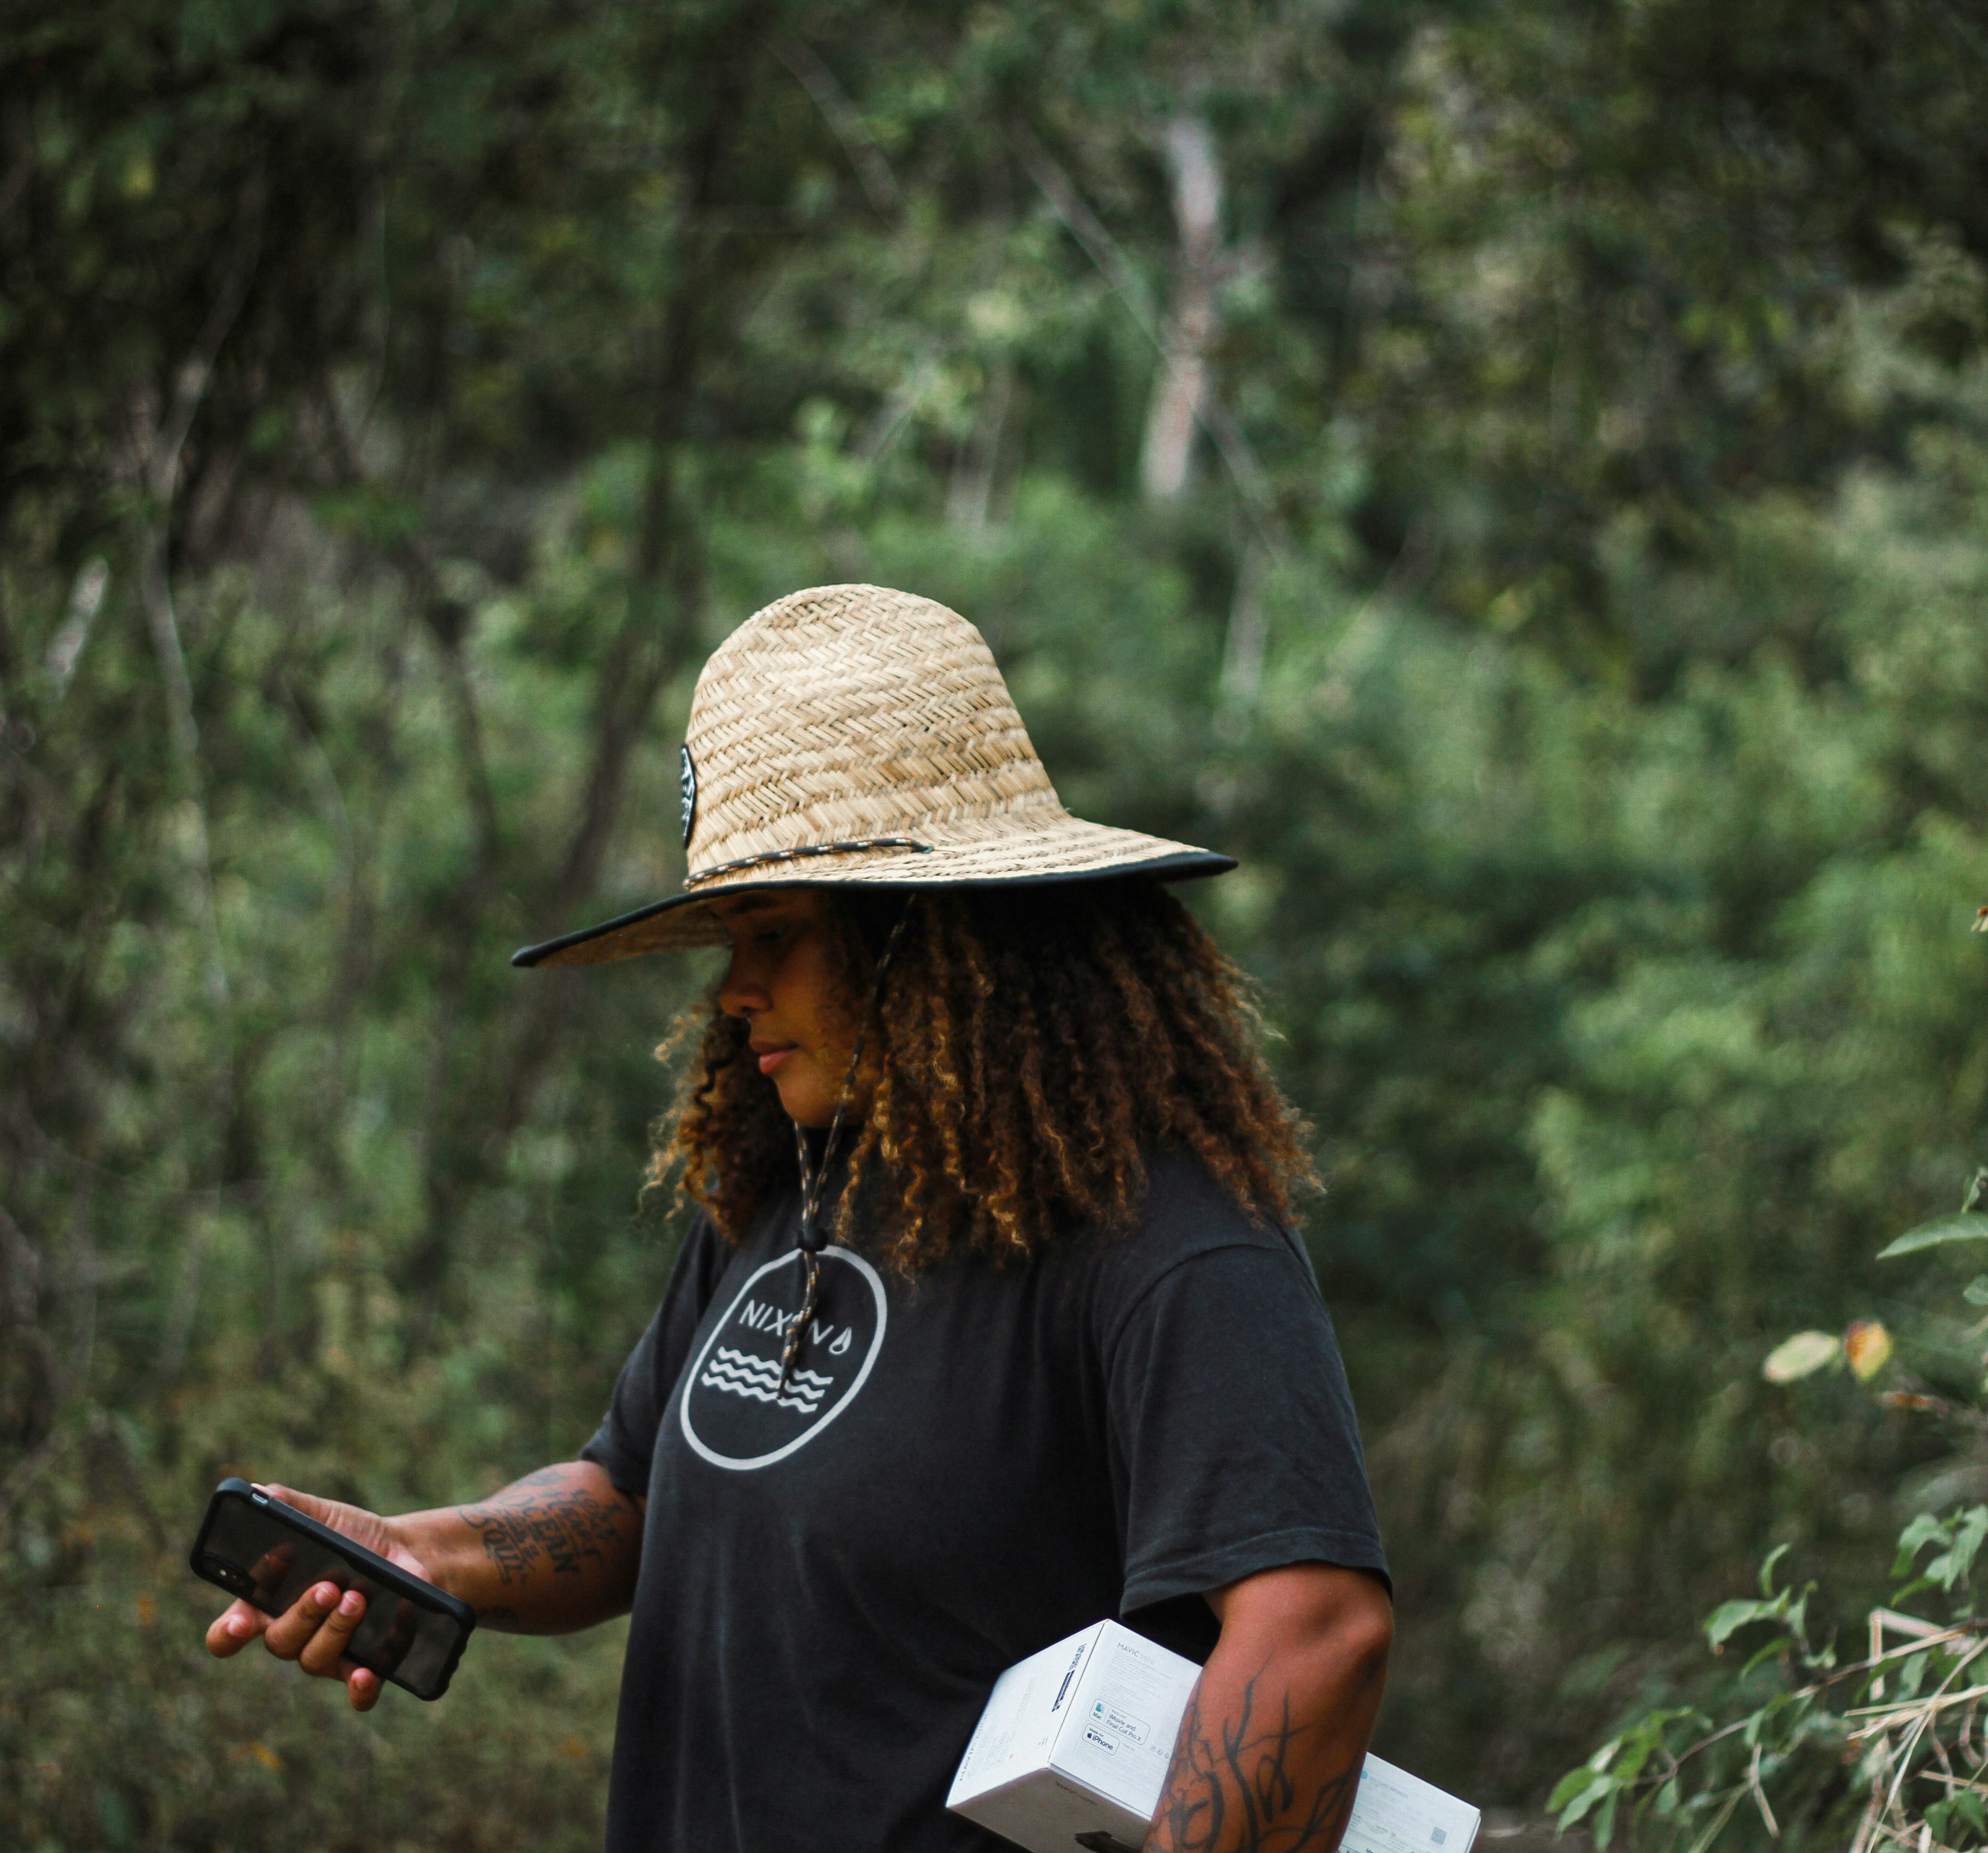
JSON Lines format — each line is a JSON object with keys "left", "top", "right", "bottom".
{"left": 712, "top": 889, "right": 857, "bottom": 1129}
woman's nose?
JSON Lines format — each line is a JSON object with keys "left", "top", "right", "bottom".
{"left": 717, "top": 954, "right": 770, "bottom": 1020}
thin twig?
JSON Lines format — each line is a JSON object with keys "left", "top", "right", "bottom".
{"left": 1870, "top": 1646, "right": 1988, "bottom": 1829}
{"left": 1850, "top": 1739, "right": 1892, "bottom": 1853}
{"left": 1849, "top": 1680, "right": 1988, "bottom": 1725}
{"left": 1877, "top": 1612, "right": 1956, "bottom": 1643}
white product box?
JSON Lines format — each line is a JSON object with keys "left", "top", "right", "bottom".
{"left": 947, "top": 1619, "right": 1481, "bottom": 1853}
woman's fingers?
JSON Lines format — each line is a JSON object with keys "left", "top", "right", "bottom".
{"left": 297, "top": 1588, "right": 367, "bottom": 1677}
{"left": 228, "top": 1578, "right": 382, "bottom": 1702}
{"left": 205, "top": 1598, "right": 266, "bottom": 1658}
{"left": 261, "top": 1581, "right": 347, "bottom": 1663}
{"left": 204, "top": 1486, "right": 409, "bottom": 1706}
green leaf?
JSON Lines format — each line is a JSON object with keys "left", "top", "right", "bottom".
{"left": 1559, "top": 1776, "right": 1613, "bottom": 1831}
{"left": 1551, "top": 1765, "right": 1614, "bottom": 1821}
{"left": 1759, "top": 1543, "right": 1791, "bottom": 1598}
{"left": 1613, "top": 1724, "right": 1660, "bottom": 1787}
{"left": 1549, "top": 1767, "right": 1606, "bottom": 1812}
{"left": 1706, "top": 1596, "right": 1788, "bottom": 1650}
{"left": 1785, "top": 1585, "right": 1812, "bottom": 1644}
{"left": 1740, "top": 1639, "right": 1789, "bottom": 1679}
{"left": 1930, "top": 1507, "right": 1988, "bottom": 1590}
{"left": 1878, "top": 1213, "right": 1988, "bottom": 1259}
{"left": 1895, "top": 1513, "right": 1950, "bottom": 1578}
{"left": 1681, "top": 1783, "right": 1749, "bottom": 1853}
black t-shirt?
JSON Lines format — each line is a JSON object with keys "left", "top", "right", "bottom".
{"left": 581, "top": 1150, "right": 1388, "bottom": 1853}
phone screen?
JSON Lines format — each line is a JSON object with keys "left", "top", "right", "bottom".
{"left": 197, "top": 1497, "right": 464, "bottom": 1695}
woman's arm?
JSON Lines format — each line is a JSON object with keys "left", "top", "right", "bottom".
{"left": 203, "top": 1461, "right": 643, "bottom": 1710}
{"left": 423, "top": 1461, "right": 646, "bottom": 1631}
{"left": 1145, "top": 1561, "right": 1394, "bottom": 1853}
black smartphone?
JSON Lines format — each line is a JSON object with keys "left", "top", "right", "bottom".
{"left": 189, "top": 1478, "right": 476, "bottom": 1700}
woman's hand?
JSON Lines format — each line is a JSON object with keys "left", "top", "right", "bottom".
{"left": 203, "top": 1485, "right": 433, "bottom": 1714}
{"left": 203, "top": 1462, "right": 643, "bottom": 1710}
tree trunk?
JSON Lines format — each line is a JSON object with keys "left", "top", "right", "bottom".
{"left": 1140, "top": 114, "right": 1225, "bottom": 503}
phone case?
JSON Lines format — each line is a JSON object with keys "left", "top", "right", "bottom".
{"left": 189, "top": 1477, "right": 477, "bottom": 1700}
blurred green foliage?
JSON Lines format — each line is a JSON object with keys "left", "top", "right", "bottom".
{"left": 4, "top": 0, "right": 1988, "bottom": 1845}
{"left": 1547, "top": 1190, "right": 1988, "bottom": 1853}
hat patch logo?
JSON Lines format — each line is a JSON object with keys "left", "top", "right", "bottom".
{"left": 679, "top": 745, "right": 698, "bottom": 850}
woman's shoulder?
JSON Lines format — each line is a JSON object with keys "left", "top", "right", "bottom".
{"left": 1068, "top": 1146, "right": 1313, "bottom": 1307}
{"left": 670, "top": 1189, "right": 800, "bottom": 1288}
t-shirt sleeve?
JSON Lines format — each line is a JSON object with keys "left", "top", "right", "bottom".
{"left": 581, "top": 1215, "right": 731, "bottom": 1498}
{"left": 1106, "top": 1240, "right": 1390, "bottom": 1615}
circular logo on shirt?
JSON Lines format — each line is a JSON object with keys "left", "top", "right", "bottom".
{"left": 679, "top": 1246, "right": 887, "bottom": 1471}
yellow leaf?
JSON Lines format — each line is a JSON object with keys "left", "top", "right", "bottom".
{"left": 1844, "top": 1320, "right": 1893, "bottom": 1382}
{"left": 1763, "top": 1331, "right": 1839, "bottom": 1383}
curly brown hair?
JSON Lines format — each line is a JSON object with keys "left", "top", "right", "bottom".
{"left": 652, "top": 878, "right": 1316, "bottom": 1272}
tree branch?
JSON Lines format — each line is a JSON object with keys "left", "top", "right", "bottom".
{"left": 775, "top": 35, "right": 902, "bottom": 219}
{"left": 1008, "top": 118, "right": 1287, "bottom": 553}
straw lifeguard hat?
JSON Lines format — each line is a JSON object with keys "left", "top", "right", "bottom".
{"left": 511, "top": 584, "right": 1233, "bottom": 968}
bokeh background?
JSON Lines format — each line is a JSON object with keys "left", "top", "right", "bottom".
{"left": 6, "top": 1, "right": 1988, "bottom": 1846}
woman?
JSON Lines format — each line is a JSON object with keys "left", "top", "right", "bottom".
{"left": 207, "top": 584, "right": 1394, "bottom": 1853}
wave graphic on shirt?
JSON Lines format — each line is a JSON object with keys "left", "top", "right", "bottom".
{"left": 699, "top": 1347, "right": 835, "bottom": 1414}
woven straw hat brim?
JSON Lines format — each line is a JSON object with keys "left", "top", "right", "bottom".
{"left": 511, "top": 832, "right": 1232, "bottom": 968}
{"left": 510, "top": 582, "right": 1236, "bottom": 970}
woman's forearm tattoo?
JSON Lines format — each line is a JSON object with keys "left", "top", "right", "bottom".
{"left": 1147, "top": 1671, "right": 1360, "bottom": 1853}
{"left": 457, "top": 1466, "right": 636, "bottom": 1585}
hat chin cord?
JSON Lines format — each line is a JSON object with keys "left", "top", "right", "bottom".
{"left": 777, "top": 897, "right": 915, "bottom": 1392}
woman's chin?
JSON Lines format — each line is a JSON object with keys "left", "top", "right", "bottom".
{"left": 773, "top": 1080, "right": 835, "bottom": 1129}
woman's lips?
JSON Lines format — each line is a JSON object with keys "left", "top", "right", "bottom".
{"left": 755, "top": 1044, "right": 796, "bottom": 1076}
